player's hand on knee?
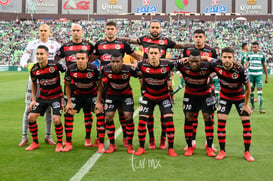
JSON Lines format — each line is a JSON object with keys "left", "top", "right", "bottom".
{"left": 95, "top": 102, "right": 104, "bottom": 114}
{"left": 28, "top": 101, "right": 36, "bottom": 112}
{"left": 241, "top": 104, "right": 251, "bottom": 115}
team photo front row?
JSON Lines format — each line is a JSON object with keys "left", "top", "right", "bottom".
{"left": 23, "top": 44, "right": 254, "bottom": 162}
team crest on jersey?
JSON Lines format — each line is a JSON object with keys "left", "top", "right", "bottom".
{"left": 50, "top": 45, "right": 54, "bottom": 49}
{"left": 115, "top": 44, "right": 121, "bottom": 49}
{"left": 161, "top": 67, "right": 167, "bottom": 73}
{"left": 122, "top": 74, "right": 128, "bottom": 79}
{"left": 69, "top": 55, "right": 76, "bottom": 62}
{"left": 73, "top": 73, "right": 78, "bottom": 78}
{"left": 232, "top": 73, "right": 239, "bottom": 79}
{"left": 49, "top": 66, "right": 55, "bottom": 73}
{"left": 82, "top": 46, "right": 87, "bottom": 50}
{"left": 145, "top": 67, "right": 150, "bottom": 73}
{"left": 87, "top": 72, "right": 93, "bottom": 79}
{"left": 218, "top": 69, "right": 223, "bottom": 75}
{"left": 200, "top": 70, "right": 206, "bottom": 75}
{"left": 186, "top": 70, "right": 190, "bottom": 74}
{"left": 202, "top": 52, "right": 209, "bottom": 57}
{"left": 108, "top": 74, "right": 112, "bottom": 78}
{"left": 159, "top": 40, "right": 165, "bottom": 45}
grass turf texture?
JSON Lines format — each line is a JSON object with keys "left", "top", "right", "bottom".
{"left": 0, "top": 71, "right": 273, "bottom": 181}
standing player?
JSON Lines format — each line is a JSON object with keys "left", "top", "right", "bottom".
{"left": 134, "top": 45, "right": 177, "bottom": 157}
{"left": 238, "top": 43, "right": 249, "bottom": 66}
{"left": 100, "top": 52, "right": 139, "bottom": 154}
{"left": 63, "top": 50, "right": 105, "bottom": 152}
{"left": 55, "top": 23, "right": 97, "bottom": 147}
{"left": 19, "top": 24, "right": 61, "bottom": 147}
{"left": 25, "top": 45, "right": 66, "bottom": 152}
{"left": 245, "top": 42, "right": 268, "bottom": 113}
{"left": 176, "top": 49, "right": 216, "bottom": 157}
{"left": 122, "top": 20, "right": 191, "bottom": 149}
{"left": 91, "top": 21, "right": 142, "bottom": 147}
{"left": 182, "top": 29, "right": 218, "bottom": 150}
{"left": 207, "top": 47, "right": 254, "bottom": 161}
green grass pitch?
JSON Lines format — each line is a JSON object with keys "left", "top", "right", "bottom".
{"left": 0, "top": 71, "right": 273, "bottom": 181}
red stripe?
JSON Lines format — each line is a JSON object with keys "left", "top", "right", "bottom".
{"left": 145, "top": 93, "right": 169, "bottom": 100}
{"left": 244, "top": 140, "right": 251, "bottom": 144}
{"left": 64, "top": 45, "right": 91, "bottom": 51}
{"left": 220, "top": 92, "right": 245, "bottom": 101}
{"left": 143, "top": 37, "right": 168, "bottom": 45}
{"left": 40, "top": 93, "right": 63, "bottom": 99}
{"left": 40, "top": 85, "right": 61, "bottom": 93}
{"left": 98, "top": 44, "right": 124, "bottom": 50}
{"left": 146, "top": 86, "right": 167, "bottom": 95}
{"left": 206, "top": 133, "right": 214, "bottom": 137}
{"left": 185, "top": 88, "right": 211, "bottom": 95}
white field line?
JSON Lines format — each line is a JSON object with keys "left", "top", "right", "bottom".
{"left": 70, "top": 107, "right": 140, "bottom": 181}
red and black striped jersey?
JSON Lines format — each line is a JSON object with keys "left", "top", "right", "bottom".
{"left": 210, "top": 59, "right": 249, "bottom": 100}
{"left": 30, "top": 62, "right": 66, "bottom": 99}
{"left": 93, "top": 38, "right": 134, "bottom": 67}
{"left": 137, "top": 60, "right": 174, "bottom": 100}
{"left": 64, "top": 62, "right": 100, "bottom": 96}
{"left": 56, "top": 40, "right": 94, "bottom": 67}
{"left": 176, "top": 61, "right": 214, "bottom": 96}
{"left": 137, "top": 35, "right": 176, "bottom": 59}
{"left": 183, "top": 45, "right": 217, "bottom": 59}
{"left": 101, "top": 64, "right": 139, "bottom": 95}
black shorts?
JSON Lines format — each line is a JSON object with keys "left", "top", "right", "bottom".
{"left": 104, "top": 94, "right": 134, "bottom": 113}
{"left": 183, "top": 93, "right": 216, "bottom": 114}
{"left": 139, "top": 96, "right": 173, "bottom": 116}
{"left": 72, "top": 95, "right": 97, "bottom": 113}
{"left": 31, "top": 97, "right": 63, "bottom": 116}
{"left": 217, "top": 97, "right": 249, "bottom": 116}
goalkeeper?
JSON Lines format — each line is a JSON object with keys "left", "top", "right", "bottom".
{"left": 18, "top": 24, "right": 61, "bottom": 147}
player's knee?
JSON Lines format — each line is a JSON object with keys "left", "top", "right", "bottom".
{"left": 28, "top": 113, "right": 35, "bottom": 122}
{"left": 52, "top": 116, "right": 61, "bottom": 125}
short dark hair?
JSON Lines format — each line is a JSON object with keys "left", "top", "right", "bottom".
{"left": 189, "top": 49, "right": 201, "bottom": 56}
{"left": 106, "top": 21, "right": 116, "bottom": 27}
{"left": 111, "top": 51, "right": 122, "bottom": 59}
{"left": 242, "top": 43, "right": 248, "bottom": 49}
{"left": 221, "top": 47, "right": 234, "bottom": 55}
{"left": 193, "top": 29, "right": 205, "bottom": 35}
{"left": 76, "top": 49, "right": 88, "bottom": 56}
{"left": 148, "top": 44, "right": 161, "bottom": 52}
{"left": 149, "top": 20, "right": 161, "bottom": 27}
{"left": 251, "top": 41, "right": 259, "bottom": 46}
{"left": 37, "top": 45, "right": 48, "bottom": 52}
